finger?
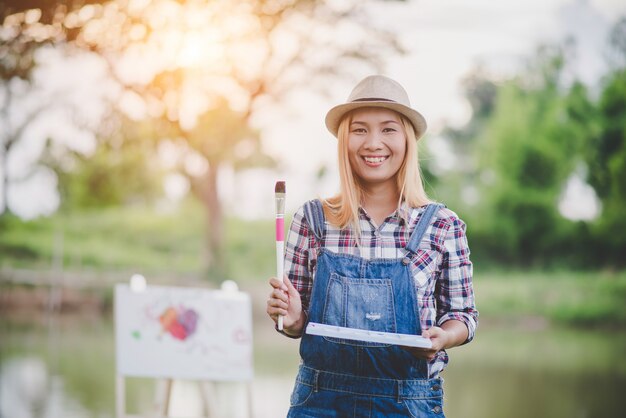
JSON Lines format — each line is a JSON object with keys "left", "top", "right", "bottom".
{"left": 276, "top": 274, "right": 289, "bottom": 292}
{"left": 269, "top": 277, "right": 285, "bottom": 289}
{"left": 266, "top": 300, "right": 278, "bottom": 320}
{"left": 266, "top": 298, "right": 273, "bottom": 313}
{"left": 270, "top": 298, "right": 289, "bottom": 311}
{"left": 267, "top": 294, "right": 289, "bottom": 310}
{"left": 423, "top": 327, "right": 443, "bottom": 339}
{"left": 268, "top": 308, "right": 288, "bottom": 319}
{"left": 271, "top": 288, "right": 289, "bottom": 302}
{"left": 283, "top": 275, "right": 299, "bottom": 295}
{"left": 266, "top": 302, "right": 288, "bottom": 318}
{"left": 267, "top": 311, "right": 280, "bottom": 324}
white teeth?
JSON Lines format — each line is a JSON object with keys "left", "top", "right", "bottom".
{"left": 363, "top": 156, "right": 387, "bottom": 163}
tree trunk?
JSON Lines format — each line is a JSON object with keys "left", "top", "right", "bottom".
{"left": 0, "top": 144, "right": 8, "bottom": 217}
{"left": 201, "top": 160, "right": 225, "bottom": 281}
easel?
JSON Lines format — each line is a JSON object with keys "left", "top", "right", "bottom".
{"left": 116, "top": 375, "right": 254, "bottom": 418}
{"left": 114, "top": 282, "right": 255, "bottom": 418}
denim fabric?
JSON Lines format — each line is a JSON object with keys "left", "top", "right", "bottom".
{"left": 287, "top": 366, "right": 444, "bottom": 417}
{"left": 288, "top": 201, "right": 445, "bottom": 417}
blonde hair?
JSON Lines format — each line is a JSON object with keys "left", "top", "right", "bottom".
{"left": 323, "top": 109, "right": 431, "bottom": 234}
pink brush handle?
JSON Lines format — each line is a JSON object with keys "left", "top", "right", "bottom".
{"left": 276, "top": 217, "right": 284, "bottom": 241}
{"left": 276, "top": 216, "right": 285, "bottom": 330}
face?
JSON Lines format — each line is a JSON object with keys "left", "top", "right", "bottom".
{"left": 346, "top": 107, "right": 407, "bottom": 191}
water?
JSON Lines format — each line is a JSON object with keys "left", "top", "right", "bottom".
{"left": 1, "top": 313, "right": 625, "bottom": 418}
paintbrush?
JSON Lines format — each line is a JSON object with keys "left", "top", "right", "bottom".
{"left": 275, "top": 181, "right": 286, "bottom": 330}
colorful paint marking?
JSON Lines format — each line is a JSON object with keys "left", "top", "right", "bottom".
{"left": 159, "top": 306, "right": 199, "bottom": 341}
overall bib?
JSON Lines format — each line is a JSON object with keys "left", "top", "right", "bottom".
{"left": 287, "top": 200, "right": 445, "bottom": 417}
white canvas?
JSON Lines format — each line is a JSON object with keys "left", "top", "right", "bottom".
{"left": 115, "top": 284, "right": 253, "bottom": 381}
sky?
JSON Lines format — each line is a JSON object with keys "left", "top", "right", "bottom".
{"left": 2, "top": 0, "right": 625, "bottom": 220}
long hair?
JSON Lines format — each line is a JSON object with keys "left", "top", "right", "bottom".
{"left": 323, "top": 110, "right": 431, "bottom": 235}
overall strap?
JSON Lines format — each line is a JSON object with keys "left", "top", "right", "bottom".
{"left": 303, "top": 199, "right": 326, "bottom": 242}
{"left": 405, "top": 204, "right": 443, "bottom": 254}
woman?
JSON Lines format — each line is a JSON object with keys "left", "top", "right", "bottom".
{"left": 267, "top": 75, "right": 478, "bottom": 417}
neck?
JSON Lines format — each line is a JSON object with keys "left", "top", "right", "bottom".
{"left": 360, "top": 183, "right": 401, "bottom": 226}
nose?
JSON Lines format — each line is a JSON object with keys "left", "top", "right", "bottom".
{"left": 363, "top": 131, "right": 384, "bottom": 150}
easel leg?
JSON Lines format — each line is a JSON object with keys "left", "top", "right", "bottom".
{"left": 200, "top": 381, "right": 218, "bottom": 418}
{"left": 116, "top": 375, "right": 125, "bottom": 418}
{"left": 163, "top": 379, "right": 173, "bottom": 415}
{"left": 246, "top": 382, "right": 254, "bottom": 418}
{"left": 154, "top": 378, "right": 173, "bottom": 416}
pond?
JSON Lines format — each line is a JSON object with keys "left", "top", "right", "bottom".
{"left": 1, "top": 312, "right": 625, "bottom": 418}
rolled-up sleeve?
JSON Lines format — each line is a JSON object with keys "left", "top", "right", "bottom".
{"left": 436, "top": 216, "right": 478, "bottom": 344}
{"left": 284, "top": 206, "right": 314, "bottom": 315}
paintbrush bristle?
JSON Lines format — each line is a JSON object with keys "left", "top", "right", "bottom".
{"left": 275, "top": 181, "right": 286, "bottom": 194}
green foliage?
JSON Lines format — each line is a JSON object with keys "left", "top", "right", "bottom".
{"left": 469, "top": 54, "right": 581, "bottom": 265}
{"left": 587, "top": 71, "right": 626, "bottom": 199}
{"left": 224, "top": 216, "right": 275, "bottom": 282}
{"left": 0, "top": 202, "right": 203, "bottom": 274}
{"left": 475, "top": 270, "right": 626, "bottom": 327}
{"left": 585, "top": 69, "right": 626, "bottom": 265}
{"left": 54, "top": 118, "right": 165, "bottom": 210}
{"left": 3, "top": 5, "right": 626, "bottom": 272}
{"left": 447, "top": 38, "right": 626, "bottom": 269}
{"left": 2, "top": 0, "right": 399, "bottom": 275}
{"left": 186, "top": 101, "right": 270, "bottom": 169}
{"left": 0, "top": 201, "right": 276, "bottom": 282}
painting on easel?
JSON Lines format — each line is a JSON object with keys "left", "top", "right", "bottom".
{"left": 115, "top": 284, "right": 253, "bottom": 382}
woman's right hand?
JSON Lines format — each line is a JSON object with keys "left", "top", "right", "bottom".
{"left": 266, "top": 275, "right": 305, "bottom": 337}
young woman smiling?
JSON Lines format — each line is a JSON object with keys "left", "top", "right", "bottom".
{"left": 267, "top": 75, "right": 478, "bottom": 417}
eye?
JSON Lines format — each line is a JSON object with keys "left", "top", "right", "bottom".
{"left": 351, "top": 128, "right": 366, "bottom": 134}
{"left": 383, "top": 127, "right": 397, "bottom": 133}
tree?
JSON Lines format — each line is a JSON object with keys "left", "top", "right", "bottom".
{"left": 1, "top": 0, "right": 408, "bottom": 278}
{"left": 0, "top": 10, "right": 46, "bottom": 216}
{"left": 52, "top": 117, "right": 165, "bottom": 209}
{"left": 431, "top": 68, "right": 498, "bottom": 210}
{"left": 464, "top": 45, "right": 587, "bottom": 265}
{"left": 184, "top": 102, "right": 272, "bottom": 276}
{"left": 0, "top": 10, "right": 106, "bottom": 219}
{"left": 585, "top": 17, "right": 626, "bottom": 266}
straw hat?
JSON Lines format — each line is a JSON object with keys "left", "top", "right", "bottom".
{"left": 325, "top": 75, "right": 427, "bottom": 140}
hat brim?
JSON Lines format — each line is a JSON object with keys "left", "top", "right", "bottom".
{"left": 325, "top": 101, "right": 427, "bottom": 140}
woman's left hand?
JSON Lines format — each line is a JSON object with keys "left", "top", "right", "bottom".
{"left": 402, "top": 320, "right": 469, "bottom": 361}
{"left": 402, "top": 327, "right": 450, "bottom": 361}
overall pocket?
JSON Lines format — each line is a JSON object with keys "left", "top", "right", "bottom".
{"left": 289, "top": 381, "right": 314, "bottom": 407}
{"left": 403, "top": 397, "right": 445, "bottom": 418}
{"left": 321, "top": 272, "right": 396, "bottom": 347}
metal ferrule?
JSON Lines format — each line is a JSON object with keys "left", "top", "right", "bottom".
{"left": 275, "top": 194, "right": 285, "bottom": 216}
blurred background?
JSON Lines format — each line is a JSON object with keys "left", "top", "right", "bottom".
{"left": 1, "top": 0, "right": 626, "bottom": 417}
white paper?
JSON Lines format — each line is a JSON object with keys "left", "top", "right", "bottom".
{"left": 305, "top": 322, "right": 432, "bottom": 348}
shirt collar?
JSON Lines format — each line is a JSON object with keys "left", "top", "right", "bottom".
{"left": 358, "top": 202, "right": 410, "bottom": 226}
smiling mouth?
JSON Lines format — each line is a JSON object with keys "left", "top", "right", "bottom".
{"left": 363, "top": 156, "right": 389, "bottom": 164}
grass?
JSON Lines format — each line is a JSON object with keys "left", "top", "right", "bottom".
{"left": 1, "top": 203, "right": 625, "bottom": 327}
{"left": 474, "top": 270, "right": 626, "bottom": 327}
{"left": 0, "top": 201, "right": 276, "bottom": 283}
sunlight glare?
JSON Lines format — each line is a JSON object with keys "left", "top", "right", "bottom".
{"left": 128, "top": 0, "right": 152, "bottom": 16}
{"left": 178, "top": 31, "right": 225, "bottom": 70}
{"left": 128, "top": 24, "right": 147, "bottom": 41}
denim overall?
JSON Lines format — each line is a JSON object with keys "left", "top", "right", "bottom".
{"left": 287, "top": 200, "right": 445, "bottom": 417}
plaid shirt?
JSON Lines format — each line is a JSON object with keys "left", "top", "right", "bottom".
{"left": 284, "top": 202, "right": 478, "bottom": 378}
